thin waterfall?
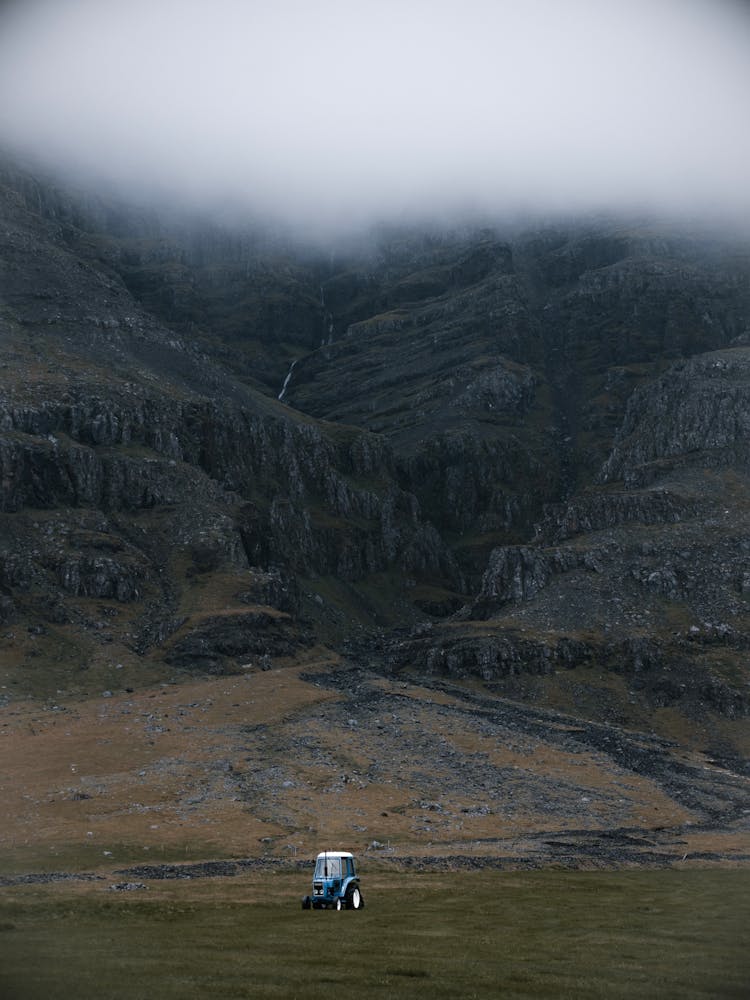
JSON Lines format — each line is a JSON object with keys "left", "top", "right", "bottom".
{"left": 278, "top": 359, "right": 297, "bottom": 401}
{"left": 320, "top": 284, "right": 334, "bottom": 345}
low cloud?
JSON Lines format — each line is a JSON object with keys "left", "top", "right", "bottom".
{"left": 1, "top": 0, "right": 749, "bottom": 230}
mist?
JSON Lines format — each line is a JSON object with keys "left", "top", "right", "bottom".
{"left": 1, "top": 0, "right": 749, "bottom": 233}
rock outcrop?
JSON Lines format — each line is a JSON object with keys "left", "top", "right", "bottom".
{"left": 601, "top": 349, "right": 750, "bottom": 486}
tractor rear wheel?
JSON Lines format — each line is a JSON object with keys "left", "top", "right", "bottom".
{"left": 346, "top": 886, "right": 362, "bottom": 910}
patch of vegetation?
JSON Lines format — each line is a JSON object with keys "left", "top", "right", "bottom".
{"left": 0, "top": 841, "right": 233, "bottom": 878}
{"left": 0, "top": 870, "right": 747, "bottom": 999}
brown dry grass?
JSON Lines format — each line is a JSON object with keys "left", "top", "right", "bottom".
{"left": 3, "top": 656, "right": 747, "bottom": 878}
{"left": 0, "top": 663, "right": 338, "bottom": 868}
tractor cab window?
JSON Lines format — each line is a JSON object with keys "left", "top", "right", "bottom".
{"left": 315, "top": 857, "right": 341, "bottom": 879}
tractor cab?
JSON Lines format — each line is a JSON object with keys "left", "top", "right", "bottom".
{"left": 301, "top": 851, "right": 364, "bottom": 910}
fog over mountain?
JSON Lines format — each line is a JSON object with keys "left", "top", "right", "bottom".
{"left": 1, "top": 0, "right": 749, "bottom": 231}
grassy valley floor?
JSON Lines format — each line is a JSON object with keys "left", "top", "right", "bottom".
{"left": 0, "top": 870, "right": 748, "bottom": 999}
{"left": 2, "top": 653, "right": 748, "bottom": 997}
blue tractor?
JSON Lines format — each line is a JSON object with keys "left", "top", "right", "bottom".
{"left": 301, "top": 851, "right": 365, "bottom": 910}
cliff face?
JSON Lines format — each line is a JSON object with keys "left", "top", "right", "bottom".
{"left": 0, "top": 162, "right": 461, "bottom": 688}
{"left": 390, "top": 342, "right": 750, "bottom": 735}
{"left": 1, "top": 157, "right": 749, "bottom": 754}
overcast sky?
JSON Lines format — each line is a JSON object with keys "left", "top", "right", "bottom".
{"left": 0, "top": 0, "right": 749, "bottom": 230}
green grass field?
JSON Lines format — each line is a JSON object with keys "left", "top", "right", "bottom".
{"left": 0, "top": 870, "right": 748, "bottom": 999}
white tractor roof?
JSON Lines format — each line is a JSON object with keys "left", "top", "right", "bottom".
{"left": 316, "top": 850, "right": 354, "bottom": 860}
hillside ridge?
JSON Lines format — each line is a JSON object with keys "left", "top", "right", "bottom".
{"left": 1, "top": 158, "right": 749, "bottom": 867}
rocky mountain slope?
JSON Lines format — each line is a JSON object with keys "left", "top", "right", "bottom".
{"left": 1, "top": 156, "right": 749, "bottom": 868}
